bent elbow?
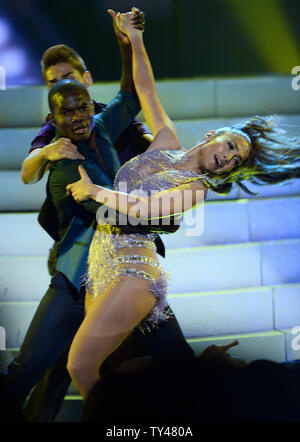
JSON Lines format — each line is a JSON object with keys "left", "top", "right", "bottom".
{"left": 21, "top": 168, "right": 38, "bottom": 184}
{"left": 21, "top": 168, "right": 29, "bottom": 184}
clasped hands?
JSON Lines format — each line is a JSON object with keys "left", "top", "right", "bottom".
{"left": 108, "top": 7, "right": 145, "bottom": 44}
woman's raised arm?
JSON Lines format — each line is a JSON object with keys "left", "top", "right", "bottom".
{"left": 109, "top": 8, "right": 181, "bottom": 151}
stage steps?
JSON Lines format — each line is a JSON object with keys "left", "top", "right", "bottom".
{"left": 0, "top": 76, "right": 299, "bottom": 129}
{"left": 1, "top": 278, "right": 300, "bottom": 347}
{"left": 1, "top": 236, "right": 300, "bottom": 318}
{"left": 1, "top": 168, "right": 300, "bottom": 212}
{"left": 0, "top": 193, "right": 300, "bottom": 253}
{"left": 0, "top": 76, "right": 299, "bottom": 421}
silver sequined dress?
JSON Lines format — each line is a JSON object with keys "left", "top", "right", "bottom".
{"left": 86, "top": 149, "right": 207, "bottom": 328}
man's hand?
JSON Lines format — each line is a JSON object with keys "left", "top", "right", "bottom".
{"left": 198, "top": 340, "right": 246, "bottom": 370}
{"left": 42, "top": 138, "right": 85, "bottom": 162}
{"left": 66, "top": 165, "right": 93, "bottom": 203}
{"left": 108, "top": 7, "right": 145, "bottom": 45}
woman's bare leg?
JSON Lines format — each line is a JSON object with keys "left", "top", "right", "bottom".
{"left": 67, "top": 275, "right": 156, "bottom": 400}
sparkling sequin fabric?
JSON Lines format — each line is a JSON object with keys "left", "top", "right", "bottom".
{"left": 86, "top": 149, "right": 207, "bottom": 329}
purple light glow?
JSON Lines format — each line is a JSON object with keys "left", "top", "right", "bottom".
{"left": 0, "top": 19, "right": 10, "bottom": 47}
{"left": 0, "top": 47, "right": 27, "bottom": 78}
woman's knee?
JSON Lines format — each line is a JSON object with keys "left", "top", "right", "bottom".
{"left": 66, "top": 353, "right": 81, "bottom": 380}
{"left": 67, "top": 337, "right": 105, "bottom": 383}
{"left": 67, "top": 345, "right": 91, "bottom": 379}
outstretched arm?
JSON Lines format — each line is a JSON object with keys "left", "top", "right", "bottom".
{"left": 111, "top": 8, "right": 137, "bottom": 95}
{"left": 109, "top": 8, "right": 181, "bottom": 151}
{"left": 66, "top": 166, "right": 206, "bottom": 220}
{"left": 112, "top": 8, "right": 146, "bottom": 94}
{"left": 21, "top": 138, "right": 84, "bottom": 184}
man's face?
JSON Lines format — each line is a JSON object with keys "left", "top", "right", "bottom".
{"left": 52, "top": 90, "right": 94, "bottom": 143}
{"left": 44, "top": 62, "right": 90, "bottom": 90}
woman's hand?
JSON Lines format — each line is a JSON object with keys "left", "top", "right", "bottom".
{"left": 108, "top": 7, "right": 144, "bottom": 40}
{"left": 66, "top": 165, "right": 93, "bottom": 203}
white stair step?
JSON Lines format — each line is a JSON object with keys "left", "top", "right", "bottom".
{"left": 274, "top": 284, "right": 300, "bottom": 329}
{"left": 1, "top": 195, "right": 299, "bottom": 255}
{"left": 247, "top": 196, "right": 300, "bottom": 241}
{"left": 1, "top": 282, "right": 299, "bottom": 348}
{"left": 261, "top": 239, "right": 300, "bottom": 285}
{"left": 0, "top": 86, "right": 48, "bottom": 128}
{"left": 1, "top": 240, "right": 299, "bottom": 303}
{"left": 0, "top": 171, "right": 47, "bottom": 211}
{"left": 0, "top": 170, "right": 299, "bottom": 212}
{"left": 188, "top": 330, "right": 286, "bottom": 363}
{"left": 1, "top": 76, "right": 299, "bottom": 129}
{"left": 164, "top": 239, "right": 300, "bottom": 293}
{"left": 167, "top": 287, "right": 274, "bottom": 337}
{"left": 0, "top": 301, "right": 40, "bottom": 347}
{"left": 1, "top": 287, "right": 273, "bottom": 347}
{"left": 0, "top": 213, "right": 53, "bottom": 256}
{"left": 2, "top": 113, "right": 300, "bottom": 171}
{"left": 164, "top": 201, "right": 249, "bottom": 248}
{"left": 164, "top": 243, "right": 262, "bottom": 292}
{"left": 0, "top": 128, "right": 41, "bottom": 170}
{"left": 164, "top": 196, "right": 300, "bottom": 249}
{"left": 0, "top": 256, "right": 49, "bottom": 302}
{"left": 215, "top": 76, "right": 300, "bottom": 117}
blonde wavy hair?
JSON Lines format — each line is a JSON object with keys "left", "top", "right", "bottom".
{"left": 205, "top": 116, "right": 300, "bottom": 195}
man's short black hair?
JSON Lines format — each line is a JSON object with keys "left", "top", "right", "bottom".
{"left": 48, "top": 79, "right": 91, "bottom": 112}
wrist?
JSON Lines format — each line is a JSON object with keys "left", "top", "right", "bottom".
{"left": 118, "top": 37, "right": 131, "bottom": 51}
{"left": 88, "top": 184, "right": 99, "bottom": 200}
{"left": 119, "top": 42, "right": 132, "bottom": 60}
{"left": 129, "top": 29, "right": 143, "bottom": 45}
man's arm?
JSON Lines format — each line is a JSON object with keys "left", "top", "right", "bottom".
{"left": 21, "top": 119, "right": 85, "bottom": 184}
{"left": 111, "top": 7, "right": 145, "bottom": 95}
{"left": 94, "top": 90, "right": 140, "bottom": 145}
{"left": 126, "top": 118, "right": 153, "bottom": 153}
{"left": 119, "top": 30, "right": 134, "bottom": 95}
{"left": 49, "top": 160, "right": 107, "bottom": 224}
{"left": 93, "top": 8, "right": 142, "bottom": 145}
{"left": 21, "top": 147, "right": 50, "bottom": 184}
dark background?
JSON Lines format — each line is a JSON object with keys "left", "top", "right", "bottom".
{"left": 1, "top": 0, "right": 300, "bottom": 86}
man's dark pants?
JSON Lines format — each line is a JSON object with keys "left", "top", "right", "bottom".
{"left": 1, "top": 272, "right": 193, "bottom": 421}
